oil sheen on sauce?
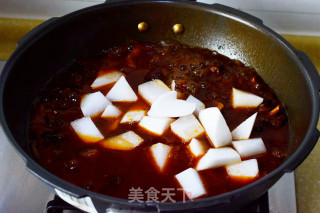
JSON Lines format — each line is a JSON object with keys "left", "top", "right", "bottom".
{"left": 28, "top": 40, "right": 289, "bottom": 201}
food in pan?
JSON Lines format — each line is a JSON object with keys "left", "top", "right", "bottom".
{"left": 28, "top": 40, "right": 289, "bottom": 201}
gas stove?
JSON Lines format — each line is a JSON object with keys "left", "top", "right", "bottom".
{"left": 0, "top": 60, "right": 297, "bottom": 213}
{"left": 46, "top": 193, "right": 270, "bottom": 213}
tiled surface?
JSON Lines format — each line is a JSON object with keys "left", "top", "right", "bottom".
{"left": 0, "top": 19, "right": 319, "bottom": 213}
{"left": 199, "top": 0, "right": 320, "bottom": 35}
{"left": 0, "top": 0, "right": 103, "bottom": 20}
{"left": 1, "top": 0, "right": 320, "bottom": 35}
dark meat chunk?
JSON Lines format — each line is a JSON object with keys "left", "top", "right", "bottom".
{"left": 80, "top": 148, "right": 98, "bottom": 158}
{"left": 64, "top": 159, "right": 79, "bottom": 171}
{"left": 271, "top": 149, "right": 287, "bottom": 159}
{"left": 205, "top": 100, "right": 224, "bottom": 110}
{"left": 40, "top": 130, "right": 63, "bottom": 147}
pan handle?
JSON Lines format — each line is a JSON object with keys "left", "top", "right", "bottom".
{"left": 17, "top": 18, "right": 59, "bottom": 48}
{"left": 210, "top": 3, "right": 263, "bottom": 25}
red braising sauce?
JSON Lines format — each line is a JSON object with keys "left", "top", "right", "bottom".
{"left": 28, "top": 40, "right": 289, "bottom": 201}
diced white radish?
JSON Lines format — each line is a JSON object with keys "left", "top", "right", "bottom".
{"left": 175, "top": 168, "right": 206, "bottom": 200}
{"left": 148, "top": 91, "right": 196, "bottom": 118}
{"left": 170, "top": 114, "right": 204, "bottom": 142}
{"left": 232, "top": 88, "right": 263, "bottom": 108}
{"left": 139, "top": 116, "right": 174, "bottom": 136}
{"left": 231, "top": 112, "right": 257, "bottom": 140}
{"left": 138, "top": 79, "right": 171, "bottom": 105}
{"left": 101, "top": 131, "right": 143, "bottom": 150}
{"left": 232, "top": 138, "right": 267, "bottom": 158}
{"left": 120, "top": 131, "right": 144, "bottom": 147}
{"left": 91, "top": 70, "right": 124, "bottom": 89}
{"left": 171, "top": 80, "right": 176, "bottom": 90}
{"left": 186, "top": 95, "right": 205, "bottom": 117}
{"left": 150, "top": 143, "right": 172, "bottom": 171}
{"left": 70, "top": 117, "right": 104, "bottom": 143}
{"left": 226, "top": 159, "right": 259, "bottom": 179}
{"left": 101, "top": 104, "right": 122, "bottom": 118}
{"left": 80, "top": 91, "right": 111, "bottom": 117}
{"left": 196, "top": 147, "right": 241, "bottom": 171}
{"left": 106, "top": 76, "right": 138, "bottom": 102}
{"left": 198, "top": 107, "right": 232, "bottom": 148}
{"left": 188, "top": 138, "right": 209, "bottom": 157}
{"left": 153, "top": 90, "right": 177, "bottom": 100}
{"left": 171, "top": 80, "right": 183, "bottom": 98}
{"left": 120, "top": 109, "right": 146, "bottom": 124}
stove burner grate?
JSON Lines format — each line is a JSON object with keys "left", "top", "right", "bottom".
{"left": 46, "top": 193, "right": 269, "bottom": 213}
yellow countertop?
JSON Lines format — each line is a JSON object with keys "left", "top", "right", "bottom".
{"left": 0, "top": 18, "right": 319, "bottom": 213}
{"left": 281, "top": 34, "right": 320, "bottom": 213}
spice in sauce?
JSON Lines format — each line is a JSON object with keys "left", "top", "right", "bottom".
{"left": 28, "top": 40, "right": 289, "bottom": 201}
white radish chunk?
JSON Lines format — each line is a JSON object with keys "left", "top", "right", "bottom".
{"left": 231, "top": 112, "right": 257, "bottom": 140}
{"left": 175, "top": 168, "right": 206, "bottom": 200}
{"left": 101, "top": 131, "right": 143, "bottom": 150}
{"left": 70, "top": 117, "right": 104, "bottom": 143}
{"left": 148, "top": 91, "right": 196, "bottom": 118}
{"left": 226, "top": 159, "right": 259, "bottom": 179}
{"left": 106, "top": 76, "right": 138, "bottom": 102}
{"left": 80, "top": 91, "right": 111, "bottom": 117}
{"left": 171, "top": 80, "right": 183, "bottom": 98}
{"left": 152, "top": 90, "right": 177, "bottom": 100}
{"left": 91, "top": 70, "right": 124, "bottom": 89}
{"left": 186, "top": 95, "right": 205, "bottom": 117}
{"left": 232, "top": 138, "right": 267, "bottom": 158}
{"left": 198, "top": 107, "right": 232, "bottom": 148}
{"left": 101, "top": 104, "right": 122, "bottom": 118}
{"left": 139, "top": 116, "right": 174, "bottom": 136}
{"left": 232, "top": 88, "right": 263, "bottom": 108}
{"left": 150, "top": 143, "right": 172, "bottom": 171}
{"left": 170, "top": 114, "right": 204, "bottom": 142}
{"left": 138, "top": 79, "right": 171, "bottom": 105}
{"left": 171, "top": 80, "right": 176, "bottom": 91}
{"left": 120, "top": 109, "right": 146, "bottom": 124}
{"left": 188, "top": 138, "right": 209, "bottom": 157}
{"left": 196, "top": 147, "right": 241, "bottom": 171}
{"left": 120, "top": 131, "right": 143, "bottom": 147}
